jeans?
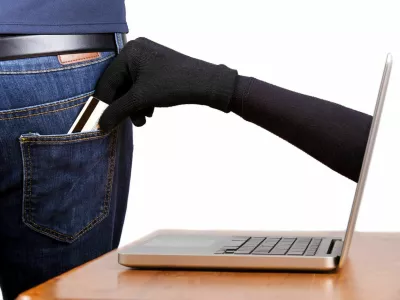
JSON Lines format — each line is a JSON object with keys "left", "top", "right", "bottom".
{"left": 0, "top": 34, "right": 133, "bottom": 300}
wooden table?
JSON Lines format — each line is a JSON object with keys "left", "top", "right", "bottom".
{"left": 17, "top": 231, "right": 400, "bottom": 300}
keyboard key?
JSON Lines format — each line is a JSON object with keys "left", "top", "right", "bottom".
{"left": 258, "top": 246, "right": 273, "bottom": 251}
{"left": 310, "top": 238, "right": 322, "bottom": 243}
{"left": 242, "top": 238, "right": 265, "bottom": 246}
{"left": 245, "top": 241, "right": 263, "bottom": 245}
{"left": 233, "top": 245, "right": 259, "bottom": 254}
{"left": 221, "top": 246, "right": 240, "bottom": 251}
{"left": 265, "top": 240, "right": 280, "bottom": 244}
{"left": 262, "top": 244, "right": 278, "bottom": 249}
{"left": 251, "top": 251, "right": 271, "bottom": 255}
{"left": 291, "top": 239, "right": 311, "bottom": 246}
{"left": 254, "top": 239, "right": 280, "bottom": 251}
{"left": 273, "top": 238, "right": 295, "bottom": 250}
{"left": 252, "top": 238, "right": 266, "bottom": 242}
{"left": 309, "top": 243, "right": 320, "bottom": 247}
{"left": 234, "top": 250, "right": 253, "bottom": 255}
{"left": 234, "top": 237, "right": 273, "bottom": 254}
{"left": 236, "top": 247, "right": 255, "bottom": 252}
{"left": 268, "top": 249, "right": 288, "bottom": 255}
{"left": 239, "top": 245, "right": 255, "bottom": 249}
{"left": 304, "top": 238, "right": 322, "bottom": 255}
{"left": 287, "top": 251, "right": 304, "bottom": 256}
{"left": 260, "top": 238, "right": 280, "bottom": 244}
{"left": 284, "top": 237, "right": 310, "bottom": 255}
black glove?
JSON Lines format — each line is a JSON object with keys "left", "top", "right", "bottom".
{"left": 95, "top": 37, "right": 238, "bottom": 131}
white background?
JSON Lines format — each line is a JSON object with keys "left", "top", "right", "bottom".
{"left": 1, "top": 2, "right": 399, "bottom": 299}
{"left": 119, "top": 0, "right": 400, "bottom": 247}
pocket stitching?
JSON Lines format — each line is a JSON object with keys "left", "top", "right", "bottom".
{"left": 0, "top": 101, "right": 86, "bottom": 121}
{"left": 22, "top": 143, "right": 33, "bottom": 222}
{"left": 0, "top": 92, "right": 92, "bottom": 115}
{"left": 21, "top": 130, "right": 107, "bottom": 141}
{"left": 22, "top": 129, "right": 118, "bottom": 243}
{"left": 21, "top": 135, "right": 109, "bottom": 144}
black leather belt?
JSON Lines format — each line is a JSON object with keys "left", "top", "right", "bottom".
{"left": 0, "top": 33, "right": 123, "bottom": 61}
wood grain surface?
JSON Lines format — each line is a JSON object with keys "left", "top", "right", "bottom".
{"left": 17, "top": 231, "right": 400, "bottom": 300}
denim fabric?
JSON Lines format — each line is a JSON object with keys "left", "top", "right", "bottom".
{"left": 0, "top": 34, "right": 133, "bottom": 300}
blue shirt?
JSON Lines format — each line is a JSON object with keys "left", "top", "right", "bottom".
{"left": 0, "top": 0, "right": 128, "bottom": 34}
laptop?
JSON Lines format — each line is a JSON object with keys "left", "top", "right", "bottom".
{"left": 118, "top": 54, "right": 393, "bottom": 272}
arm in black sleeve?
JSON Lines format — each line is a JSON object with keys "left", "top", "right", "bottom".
{"left": 96, "top": 38, "right": 372, "bottom": 182}
{"left": 229, "top": 75, "right": 373, "bottom": 182}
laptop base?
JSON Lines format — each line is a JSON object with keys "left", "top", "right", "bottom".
{"left": 118, "top": 230, "right": 343, "bottom": 272}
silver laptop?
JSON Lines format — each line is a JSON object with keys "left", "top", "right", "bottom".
{"left": 119, "top": 54, "right": 392, "bottom": 272}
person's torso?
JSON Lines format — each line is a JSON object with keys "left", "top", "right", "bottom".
{"left": 0, "top": 0, "right": 128, "bottom": 34}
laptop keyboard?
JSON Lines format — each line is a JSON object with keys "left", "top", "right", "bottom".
{"left": 214, "top": 237, "right": 322, "bottom": 256}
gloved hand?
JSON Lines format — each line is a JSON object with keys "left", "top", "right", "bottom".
{"left": 94, "top": 37, "right": 238, "bottom": 131}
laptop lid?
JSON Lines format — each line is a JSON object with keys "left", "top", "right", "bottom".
{"left": 338, "top": 53, "right": 392, "bottom": 268}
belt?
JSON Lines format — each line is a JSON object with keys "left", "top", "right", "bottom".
{"left": 0, "top": 33, "right": 123, "bottom": 61}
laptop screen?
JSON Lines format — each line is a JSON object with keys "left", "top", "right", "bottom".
{"left": 339, "top": 53, "right": 392, "bottom": 267}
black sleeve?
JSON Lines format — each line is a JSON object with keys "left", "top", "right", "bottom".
{"left": 229, "top": 75, "right": 372, "bottom": 182}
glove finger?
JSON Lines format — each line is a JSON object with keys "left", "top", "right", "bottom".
{"left": 143, "top": 107, "right": 154, "bottom": 117}
{"left": 129, "top": 108, "right": 154, "bottom": 127}
{"left": 130, "top": 115, "right": 147, "bottom": 127}
{"left": 94, "top": 53, "right": 134, "bottom": 104}
{"left": 98, "top": 88, "right": 143, "bottom": 131}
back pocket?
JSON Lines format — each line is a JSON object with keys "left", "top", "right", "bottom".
{"left": 19, "top": 129, "right": 118, "bottom": 243}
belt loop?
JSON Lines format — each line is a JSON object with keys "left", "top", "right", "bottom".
{"left": 114, "top": 33, "right": 126, "bottom": 54}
